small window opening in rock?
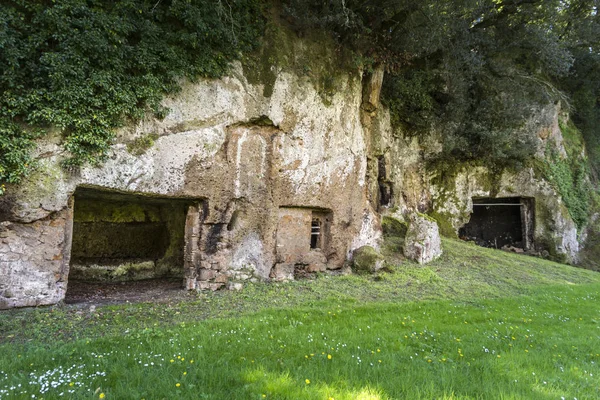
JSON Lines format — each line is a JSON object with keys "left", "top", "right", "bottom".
{"left": 310, "top": 218, "right": 321, "bottom": 249}
{"left": 66, "top": 187, "right": 201, "bottom": 304}
{"left": 459, "top": 197, "right": 535, "bottom": 250}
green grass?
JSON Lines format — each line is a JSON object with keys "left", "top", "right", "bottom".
{"left": 1, "top": 239, "right": 599, "bottom": 399}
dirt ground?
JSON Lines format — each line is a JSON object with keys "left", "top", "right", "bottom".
{"left": 64, "top": 278, "right": 197, "bottom": 306}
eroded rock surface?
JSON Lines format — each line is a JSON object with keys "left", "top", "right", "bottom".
{"left": 0, "top": 30, "right": 589, "bottom": 309}
{"left": 351, "top": 246, "right": 385, "bottom": 273}
{"left": 403, "top": 214, "right": 442, "bottom": 264}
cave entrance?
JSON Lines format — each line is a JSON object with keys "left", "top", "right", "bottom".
{"left": 459, "top": 197, "right": 534, "bottom": 250}
{"left": 66, "top": 187, "right": 202, "bottom": 302}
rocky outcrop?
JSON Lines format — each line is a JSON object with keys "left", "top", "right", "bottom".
{"left": 351, "top": 246, "right": 385, "bottom": 273}
{"left": 0, "top": 27, "right": 590, "bottom": 309}
{"left": 0, "top": 206, "right": 73, "bottom": 309}
{"left": 0, "top": 38, "right": 382, "bottom": 308}
{"left": 403, "top": 214, "right": 442, "bottom": 264}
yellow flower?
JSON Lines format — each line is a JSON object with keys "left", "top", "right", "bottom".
{"left": 327, "top": 354, "right": 332, "bottom": 360}
{"left": 170, "top": 359, "right": 175, "bottom": 363}
{"left": 262, "top": 395, "right": 266, "bottom": 398}
{"left": 176, "top": 383, "right": 181, "bottom": 387}
{"left": 305, "top": 379, "right": 310, "bottom": 384}
{"left": 183, "top": 372, "right": 187, "bottom": 376}
{"left": 99, "top": 394, "right": 105, "bottom": 399}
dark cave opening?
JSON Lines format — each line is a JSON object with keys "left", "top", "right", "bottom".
{"left": 459, "top": 197, "right": 535, "bottom": 250}
{"left": 68, "top": 187, "right": 200, "bottom": 285}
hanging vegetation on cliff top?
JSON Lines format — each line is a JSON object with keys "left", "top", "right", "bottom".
{"left": 0, "top": 0, "right": 264, "bottom": 194}
{"left": 1, "top": 0, "right": 599, "bottom": 191}
{"left": 283, "top": 0, "right": 599, "bottom": 170}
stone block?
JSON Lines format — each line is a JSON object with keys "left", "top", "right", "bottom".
{"left": 197, "top": 280, "right": 211, "bottom": 290}
{"left": 270, "top": 263, "right": 295, "bottom": 281}
{"left": 302, "top": 251, "right": 327, "bottom": 266}
{"left": 185, "top": 277, "right": 196, "bottom": 290}
{"left": 351, "top": 246, "right": 385, "bottom": 273}
{"left": 228, "top": 282, "right": 243, "bottom": 291}
{"left": 198, "top": 269, "right": 217, "bottom": 281}
{"left": 306, "top": 263, "right": 327, "bottom": 273}
{"left": 403, "top": 213, "right": 442, "bottom": 264}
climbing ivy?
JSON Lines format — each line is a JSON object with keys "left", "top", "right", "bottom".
{"left": 541, "top": 126, "right": 592, "bottom": 230}
{"left": 0, "top": 0, "right": 264, "bottom": 193}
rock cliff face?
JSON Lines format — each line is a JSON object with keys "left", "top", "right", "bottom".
{"left": 0, "top": 56, "right": 382, "bottom": 308}
{"left": 0, "top": 32, "right": 589, "bottom": 309}
{"left": 365, "top": 102, "right": 583, "bottom": 265}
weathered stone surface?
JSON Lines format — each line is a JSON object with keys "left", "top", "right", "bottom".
{"left": 403, "top": 214, "right": 442, "bottom": 264}
{"left": 228, "top": 282, "right": 243, "bottom": 291}
{"left": 362, "top": 64, "right": 385, "bottom": 112}
{"left": 0, "top": 209, "right": 71, "bottom": 309}
{"left": 351, "top": 246, "right": 385, "bottom": 273}
{"left": 270, "top": 263, "right": 295, "bottom": 282}
{"left": 429, "top": 165, "right": 580, "bottom": 263}
{"left": 0, "top": 28, "right": 589, "bottom": 309}
{"left": 198, "top": 269, "right": 216, "bottom": 281}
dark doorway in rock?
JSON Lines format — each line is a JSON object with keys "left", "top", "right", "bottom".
{"left": 67, "top": 187, "right": 201, "bottom": 290}
{"left": 377, "top": 156, "right": 393, "bottom": 208}
{"left": 459, "top": 197, "right": 535, "bottom": 250}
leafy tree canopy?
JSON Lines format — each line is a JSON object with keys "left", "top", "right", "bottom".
{"left": 283, "top": 0, "right": 600, "bottom": 169}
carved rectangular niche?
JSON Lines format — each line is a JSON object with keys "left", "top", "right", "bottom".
{"left": 459, "top": 197, "right": 535, "bottom": 250}
{"left": 68, "top": 187, "right": 202, "bottom": 285}
{"left": 276, "top": 207, "right": 332, "bottom": 264}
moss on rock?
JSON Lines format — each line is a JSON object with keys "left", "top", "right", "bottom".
{"left": 73, "top": 199, "right": 161, "bottom": 223}
{"left": 429, "top": 211, "right": 458, "bottom": 238}
{"left": 352, "top": 246, "right": 385, "bottom": 274}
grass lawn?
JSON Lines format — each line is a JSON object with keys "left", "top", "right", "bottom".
{"left": 1, "top": 239, "right": 599, "bottom": 399}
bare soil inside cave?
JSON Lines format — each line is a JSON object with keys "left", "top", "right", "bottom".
{"left": 64, "top": 278, "right": 196, "bottom": 306}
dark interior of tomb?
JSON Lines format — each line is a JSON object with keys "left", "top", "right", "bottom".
{"left": 377, "top": 156, "right": 393, "bottom": 207}
{"left": 459, "top": 197, "right": 531, "bottom": 249}
{"left": 68, "top": 187, "right": 199, "bottom": 285}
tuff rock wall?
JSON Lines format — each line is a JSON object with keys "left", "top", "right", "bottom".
{"left": 0, "top": 30, "right": 590, "bottom": 309}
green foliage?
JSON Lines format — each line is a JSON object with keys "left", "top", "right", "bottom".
{"left": 561, "top": 50, "right": 600, "bottom": 178}
{"left": 0, "top": 121, "right": 38, "bottom": 194}
{"left": 127, "top": 133, "right": 159, "bottom": 156}
{"left": 536, "top": 119, "right": 593, "bottom": 230}
{"left": 282, "top": 0, "right": 599, "bottom": 169}
{"left": 0, "top": 0, "right": 264, "bottom": 188}
{"left": 541, "top": 147, "right": 591, "bottom": 230}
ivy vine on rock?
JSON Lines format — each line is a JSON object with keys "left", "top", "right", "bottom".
{"left": 0, "top": 0, "right": 264, "bottom": 193}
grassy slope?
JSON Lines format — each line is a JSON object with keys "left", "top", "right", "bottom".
{"left": 1, "top": 238, "right": 598, "bottom": 345}
{"left": 0, "top": 239, "right": 599, "bottom": 399}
